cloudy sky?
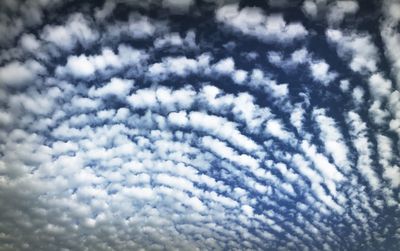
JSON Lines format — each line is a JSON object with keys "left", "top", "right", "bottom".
{"left": 0, "top": 0, "right": 400, "bottom": 250}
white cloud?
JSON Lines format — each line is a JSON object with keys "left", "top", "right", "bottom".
{"left": 51, "top": 141, "right": 79, "bottom": 155}
{"left": 340, "top": 79, "right": 350, "bottom": 92}
{"left": 303, "top": 0, "right": 359, "bottom": 26}
{"left": 201, "top": 136, "right": 259, "bottom": 170}
{"left": 302, "top": 0, "right": 319, "bottom": 19}
{"left": 312, "top": 183, "right": 344, "bottom": 213}
{"left": 155, "top": 173, "right": 195, "bottom": 193}
{"left": 292, "top": 154, "right": 322, "bottom": 185}
{"left": 368, "top": 73, "right": 392, "bottom": 101}
{"left": 127, "top": 86, "right": 195, "bottom": 112}
{"left": 301, "top": 140, "right": 344, "bottom": 182}
{"left": 381, "top": 4, "right": 400, "bottom": 88}
{"left": 89, "top": 78, "right": 134, "bottom": 98}
{"left": 127, "top": 88, "right": 157, "bottom": 109}
{"left": 346, "top": 111, "right": 381, "bottom": 190}
{"left": 188, "top": 111, "right": 259, "bottom": 153}
{"left": 326, "top": 29, "right": 379, "bottom": 74}
{"left": 71, "top": 96, "right": 101, "bottom": 111}
{"left": 241, "top": 204, "right": 254, "bottom": 217}
{"left": 154, "top": 30, "right": 197, "bottom": 49}
{"left": 216, "top": 4, "right": 308, "bottom": 44}
{"left": 291, "top": 47, "right": 309, "bottom": 64}
{"left": 248, "top": 69, "right": 290, "bottom": 99}
{"left": 0, "top": 111, "right": 13, "bottom": 126}
{"left": 213, "top": 57, "right": 235, "bottom": 74}
{"left": 41, "top": 13, "right": 98, "bottom": 50}
{"left": 0, "top": 60, "right": 45, "bottom": 86}
{"left": 381, "top": 22, "right": 400, "bottom": 86}
{"left": 382, "top": 165, "right": 400, "bottom": 188}
{"left": 105, "top": 12, "right": 161, "bottom": 41}
{"left": 265, "top": 119, "right": 291, "bottom": 141}
{"left": 168, "top": 111, "right": 188, "bottom": 126}
{"left": 187, "top": 196, "right": 206, "bottom": 212}
{"left": 122, "top": 186, "right": 155, "bottom": 200}
{"left": 56, "top": 45, "right": 148, "bottom": 78}
{"left": 290, "top": 105, "right": 305, "bottom": 132}
{"left": 352, "top": 86, "right": 365, "bottom": 105}
{"left": 233, "top": 70, "right": 248, "bottom": 84}
{"left": 19, "top": 33, "right": 41, "bottom": 51}
{"left": 148, "top": 54, "right": 211, "bottom": 80}
{"left": 377, "top": 134, "right": 400, "bottom": 188}
{"left": 327, "top": 1, "right": 359, "bottom": 25}
{"left": 369, "top": 101, "right": 390, "bottom": 125}
{"left": 309, "top": 60, "right": 337, "bottom": 85}
{"left": 312, "top": 108, "right": 350, "bottom": 172}
{"left": 62, "top": 55, "right": 96, "bottom": 78}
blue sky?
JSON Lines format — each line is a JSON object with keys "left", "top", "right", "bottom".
{"left": 0, "top": 0, "right": 399, "bottom": 250}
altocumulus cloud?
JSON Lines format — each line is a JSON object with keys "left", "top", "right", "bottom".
{"left": 0, "top": 0, "right": 400, "bottom": 250}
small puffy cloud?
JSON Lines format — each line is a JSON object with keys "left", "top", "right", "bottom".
{"left": 291, "top": 47, "right": 309, "bottom": 64}
{"left": 352, "top": 86, "right": 365, "bottom": 105}
{"left": 241, "top": 204, "right": 254, "bottom": 217}
{"left": 368, "top": 73, "right": 392, "bottom": 101}
{"left": 61, "top": 55, "right": 96, "bottom": 78}
{"left": 154, "top": 30, "right": 197, "bottom": 49}
{"left": 309, "top": 60, "right": 337, "bottom": 85}
{"left": 302, "top": 0, "right": 319, "bottom": 19}
{"left": 71, "top": 96, "right": 101, "bottom": 111}
{"left": 303, "top": 0, "right": 359, "bottom": 26}
{"left": 369, "top": 101, "right": 390, "bottom": 125}
{"left": 290, "top": 105, "right": 305, "bottom": 132}
{"left": 0, "top": 111, "right": 13, "bottom": 126}
{"left": 41, "top": 13, "right": 98, "bottom": 50}
{"left": 127, "top": 86, "right": 195, "bottom": 112}
{"left": 105, "top": 13, "right": 160, "bottom": 41}
{"left": 233, "top": 70, "right": 248, "bottom": 84}
{"left": 19, "top": 33, "right": 41, "bottom": 51}
{"left": 265, "top": 119, "right": 291, "bottom": 141}
{"left": 383, "top": 166, "right": 400, "bottom": 188}
{"left": 216, "top": 4, "right": 308, "bottom": 44}
{"left": 56, "top": 45, "right": 148, "bottom": 78}
{"left": 168, "top": 111, "right": 188, "bottom": 127}
{"left": 248, "top": 69, "right": 289, "bottom": 99}
{"left": 213, "top": 57, "right": 235, "bottom": 74}
{"left": 327, "top": 1, "right": 359, "bottom": 25}
{"left": 127, "top": 88, "right": 158, "bottom": 109}
{"left": 0, "top": 60, "right": 45, "bottom": 86}
{"left": 267, "top": 48, "right": 310, "bottom": 74}
{"left": 89, "top": 78, "right": 134, "bottom": 98}
{"left": 148, "top": 54, "right": 211, "bottom": 80}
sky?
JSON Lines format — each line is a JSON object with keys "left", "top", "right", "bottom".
{"left": 0, "top": 0, "right": 399, "bottom": 250}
